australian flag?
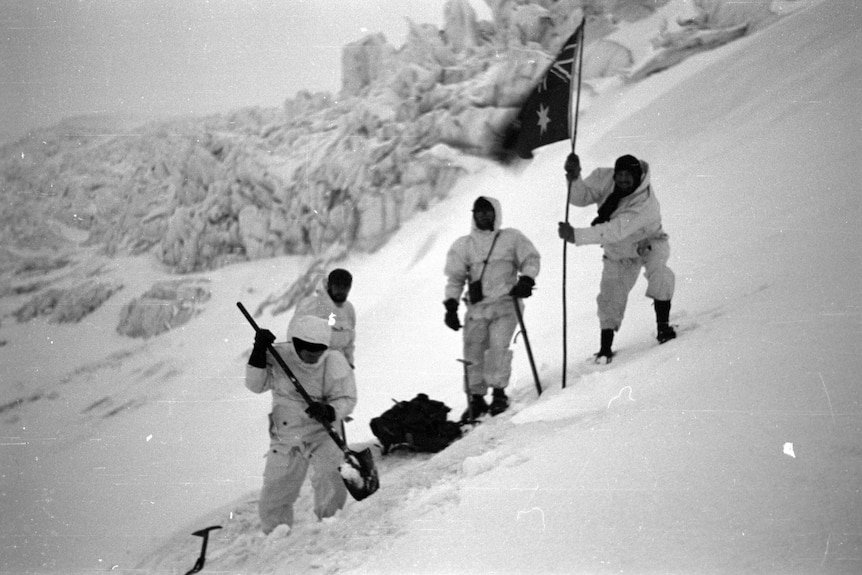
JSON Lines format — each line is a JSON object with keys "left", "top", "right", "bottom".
{"left": 491, "top": 23, "right": 584, "bottom": 164}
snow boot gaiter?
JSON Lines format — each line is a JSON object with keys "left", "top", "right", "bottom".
{"left": 595, "top": 329, "right": 615, "bottom": 364}
{"left": 654, "top": 300, "right": 677, "bottom": 343}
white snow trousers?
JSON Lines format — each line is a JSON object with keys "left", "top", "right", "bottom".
{"left": 462, "top": 298, "right": 519, "bottom": 395}
{"left": 598, "top": 237, "right": 675, "bottom": 331}
{"left": 258, "top": 439, "right": 346, "bottom": 534}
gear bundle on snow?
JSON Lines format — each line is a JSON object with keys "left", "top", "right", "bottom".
{"left": 370, "top": 394, "right": 463, "bottom": 454}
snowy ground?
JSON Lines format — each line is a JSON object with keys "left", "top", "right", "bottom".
{"left": 2, "top": 0, "right": 860, "bottom": 573}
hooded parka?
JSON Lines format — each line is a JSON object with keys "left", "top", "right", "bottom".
{"left": 444, "top": 196, "right": 541, "bottom": 306}
{"left": 444, "top": 196, "right": 541, "bottom": 393}
{"left": 290, "top": 276, "right": 356, "bottom": 366}
{"left": 245, "top": 316, "right": 357, "bottom": 532}
{"left": 568, "top": 161, "right": 667, "bottom": 260}
{"left": 567, "top": 160, "right": 675, "bottom": 330}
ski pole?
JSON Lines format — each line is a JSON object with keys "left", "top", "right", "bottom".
{"left": 512, "top": 296, "right": 542, "bottom": 396}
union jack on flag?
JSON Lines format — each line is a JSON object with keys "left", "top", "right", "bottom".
{"left": 491, "top": 22, "right": 584, "bottom": 163}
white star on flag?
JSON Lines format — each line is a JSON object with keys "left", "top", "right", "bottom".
{"left": 489, "top": 21, "right": 584, "bottom": 162}
{"left": 536, "top": 104, "right": 551, "bottom": 134}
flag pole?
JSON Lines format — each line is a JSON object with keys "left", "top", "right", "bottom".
{"left": 562, "top": 21, "right": 585, "bottom": 390}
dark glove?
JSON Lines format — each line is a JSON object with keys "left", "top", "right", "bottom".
{"left": 305, "top": 401, "right": 336, "bottom": 423}
{"left": 248, "top": 329, "right": 276, "bottom": 368}
{"left": 444, "top": 298, "right": 461, "bottom": 331}
{"left": 509, "top": 276, "right": 535, "bottom": 299}
{"left": 565, "top": 153, "right": 581, "bottom": 181}
{"left": 557, "top": 222, "right": 575, "bottom": 244}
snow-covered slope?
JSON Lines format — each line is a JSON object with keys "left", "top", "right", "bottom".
{"left": 3, "top": 0, "right": 859, "bottom": 573}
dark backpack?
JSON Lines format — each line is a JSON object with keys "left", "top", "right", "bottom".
{"left": 370, "top": 393, "right": 462, "bottom": 454}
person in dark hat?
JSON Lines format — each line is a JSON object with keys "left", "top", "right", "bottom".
{"left": 291, "top": 268, "right": 356, "bottom": 368}
{"left": 558, "top": 154, "right": 677, "bottom": 363}
{"left": 444, "top": 196, "right": 541, "bottom": 420}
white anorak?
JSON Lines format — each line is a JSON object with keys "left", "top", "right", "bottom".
{"left": 443, "top": 196, "right": 541, "bottom": 394}
{"left": 290, "top": 277, "right": 356, "bottom": 366}
{"left": 245, "top": 312, "right": 357, "bottom": 533}
{"left": 567, "top": 160, "right": 675, "bottom": 331}
{"left": 567, "top": 161, "right": 668, "bottom": 260}
{"left": 245, "top": 336, "right": 356, "bottom": 449}
{"left": 444, "top": 196, "right": 541, "bottom": 308}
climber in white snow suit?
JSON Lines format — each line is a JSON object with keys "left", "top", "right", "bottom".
{"left": 558, "top": 153, "right": 676, "bottom": 363}
{"left": 245, "top": 315, "right": 357, "bottom": 534}
{"left": 290, "top": 268, "right": 356, "bottom": 368}
{"left": 444, "top": 196, "right": 541, "bottom": 421}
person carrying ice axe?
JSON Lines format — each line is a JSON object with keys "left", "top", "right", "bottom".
{"left": 443, "top": 196, "right": 541, "bottom": 421}
{"left": 245, "top": 315, "right": 357, "bottom": 534}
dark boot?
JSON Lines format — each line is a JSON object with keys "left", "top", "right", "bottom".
{"left": 488, "top": 388, "right": 509, "bottom": 416}
{"left": 461, "top": 394, "right": 488, "bottom": 422}
{"left": 654, "top": 300, "right": 677, "bottom": 344}
{"left": 594, "top": 329, "right": 615, "bottom": 364}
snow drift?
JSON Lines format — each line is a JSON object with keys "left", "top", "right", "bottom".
{"left": 2, "top": 0, "right": 859, "bottom": 573}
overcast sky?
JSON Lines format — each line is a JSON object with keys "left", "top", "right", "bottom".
{"left": 0, "top": 0, "right": 490, "bottom": 145}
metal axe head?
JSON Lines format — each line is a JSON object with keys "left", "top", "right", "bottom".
{"left": 191, "top": 525, "right": 222, "bottom": 538}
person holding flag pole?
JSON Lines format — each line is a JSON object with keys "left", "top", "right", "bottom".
{"left": 490, "top": 19, "right": 586, "bottom": 388}
{"left": 557, "top": 152, "right": 678, "bottom": 363}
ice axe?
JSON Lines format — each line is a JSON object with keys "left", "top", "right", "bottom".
{"left": 457, "top": 358, "right": 475, "bottom": 423}
{"left": 183, "top": 525, "right": 221, "bottom": 575}
{"left": 512, "top": 295, "right": 542, "bottom": 396}
{"left": 237, "top": 302, "right": 379, "bottom": 501}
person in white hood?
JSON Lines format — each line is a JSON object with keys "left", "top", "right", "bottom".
{"left": 444, "top": 196, "right": 541, "bottom": 420}
{"left": 245, "top": 315, "right": 357, "bottom": 534}
{"left": 558, "top": 154, "right": 676, "bottom": 363}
